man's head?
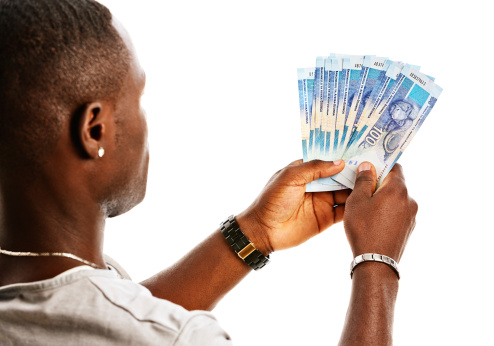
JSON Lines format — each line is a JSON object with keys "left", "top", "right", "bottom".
{"left": 0, "top": 0, "right": 129, "bottom": 166}
{"left": 0, "top": 0, "right": 149, "bottom": 217}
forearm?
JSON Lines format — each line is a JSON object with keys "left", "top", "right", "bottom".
{"left": 140, "top": 214, "right": 268, "bottom": 311}
{"left": 139, "top": 160, "right": 348, "bottom": 312}
{"left": 339, "top": 262, "right": 399, "bottom": 346}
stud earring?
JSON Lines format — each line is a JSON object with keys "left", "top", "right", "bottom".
{"left": 98, "top": 147, "right": 105, "bottom": 158}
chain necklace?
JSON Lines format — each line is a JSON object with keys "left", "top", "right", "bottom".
{"left": 0, "top": 246, "right": 105, "bottom": 269}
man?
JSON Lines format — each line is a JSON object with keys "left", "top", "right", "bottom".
{"left": 0, "top": 0, "right": 418, "bottom": 344}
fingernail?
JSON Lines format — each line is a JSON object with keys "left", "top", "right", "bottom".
{"left": 333, "top": 159, "right": 343, "bottom": 165}
{"left": 358, "top": 162, "right": 371, "bottom": 172}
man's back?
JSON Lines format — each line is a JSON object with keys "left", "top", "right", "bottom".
{"left": 0, "top": 268, "right": 232, "bottom": 345}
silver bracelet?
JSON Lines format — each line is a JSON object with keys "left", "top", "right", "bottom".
{"left": 350, "top": 253, "right": 400, "bottom": 280}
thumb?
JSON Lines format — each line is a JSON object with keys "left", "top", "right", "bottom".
{"left": 288, "top": 159, "right": 345, "bottom": 185}
{"left": 352, "top": 162, "right": 377, "bottom": 197}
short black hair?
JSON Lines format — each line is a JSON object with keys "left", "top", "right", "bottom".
{"left": 0, "top": 0, "right": 130, "bottom": 169}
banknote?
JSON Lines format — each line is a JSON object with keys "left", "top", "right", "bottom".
{"left": 318, "top": 59, "right": 348, "bottom": 189}
{"left": 306, "top": 179, "right": 347, "bottom": 192}
{"left": 344, "top": 56, "right": 390, "bottom": 150}
{"left": 319, "top": 58, "right": 334, "bottom": 161}
{"left": 333, "top": 65, "right": 442, "bottom": 188}
{"left": 334, "top": 55, "right": 365, "bottom": 158}
{"left": 298, "top": 67, "right": 346, "bottom": 192}
{"left": 297, "top": 68, "right": 314, "bottom": 163}
{"left": 321, "top": 57, "right": 340, "bottom": 162}
{"left": 346, "top": 61, "right": 401, "bottom": 150}
{"left": 317, "top": 58, "right": 346, "bottom": 187}
{"left": 331, "top": 58, "right": 344, "bottom": 160}
{"left": 297, "top": 55, "right": 441, "bottom": 191}
{"left": 377, "top": 84, "right": 441, "bottom": 186}
{"left": 347, "top": 62, "right": 424, "bottom": 150}
{"left": 313, "top": 57, "right": 327, "bottom": 160}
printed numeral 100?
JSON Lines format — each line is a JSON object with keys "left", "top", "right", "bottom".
{"left": 365, "top": 126, "right": 383, "bottom": 146}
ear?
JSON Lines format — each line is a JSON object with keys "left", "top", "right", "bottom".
{"left": 77, "top": 102, "right": 114, "bottom": 159}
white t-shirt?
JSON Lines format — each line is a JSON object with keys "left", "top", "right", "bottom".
{"left": 0, "top": 267, "right": 233, "bottom": 345}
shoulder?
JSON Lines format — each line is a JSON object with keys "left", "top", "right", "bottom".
{"left": 0, "top": 270, "right": 232, "bottom": 345}
{"left": 85, "top": 271, "right": 233, "bottom": 344}
{"left": 87, "top": 272, "right": 217, "bottom": 332}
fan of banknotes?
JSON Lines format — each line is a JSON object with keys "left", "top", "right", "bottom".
{"left": 297, "top": 54, "right": 442, "bottom": 192}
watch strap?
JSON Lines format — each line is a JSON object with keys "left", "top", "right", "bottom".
{"left": 220, "top": 215, "right": 270, "bottom": 271}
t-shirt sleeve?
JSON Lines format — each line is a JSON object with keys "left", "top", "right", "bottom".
{"left": 173, "top": 313, "right": 233, "bottom": 346}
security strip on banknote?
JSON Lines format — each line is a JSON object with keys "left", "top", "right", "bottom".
{"left": 298, "top": 55, "right": 442, "bottom": 192}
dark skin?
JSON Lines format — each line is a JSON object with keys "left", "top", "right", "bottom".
{"left": 0, "top": 19, "right": 148, "bottom": 285}
{"left": 340, "top": 162, "right": 417, "bottom": 345}
{"left": 140, "top": 158, "right": 350, "bottom": 310}
{"left": 0, "top": 18, "right": 417, "bottom": 345}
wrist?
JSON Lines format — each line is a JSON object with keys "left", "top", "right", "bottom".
{"left": 351, "top": 247, "right": 401, "bottom": 263}
{"left": 236, "top": 210, "right": 273, "bottom": 256}
{"left": 342, "top": 261, "right": 398, "bottom": 345}
{"left": 351, "top": 261, "right": 400, "bottom": 285}
{"left": 351, "top": 253, "right": 400, "bottom": 280}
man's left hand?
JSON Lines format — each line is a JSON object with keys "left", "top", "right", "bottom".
{"left": 237, "top": 159, "right": 349, "bottom": 254}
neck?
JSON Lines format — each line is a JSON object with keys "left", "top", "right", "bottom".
{"left": 0, "top": 170, "right": 107, "bottom": 286}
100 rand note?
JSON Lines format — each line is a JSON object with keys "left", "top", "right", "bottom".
{"left": 377, "top": 84, "right": 442, "bottom": 187}
{"left": 321, "top": 53, "right": 366, "bottom": 161}
{"left": 315, "top": 57, "right": 349, "bottom": 189}
{"left": 319, "top": 57, "right": 339, "bottom": 162}
{"left": 347, "top": 60, "right": 404, "bottom": 150}
{"left": 332, "top": 65, "right": 442, "bottom": 188}
{"left": 334, "top": 55, "right": 365, "bottom": 158}
{"left": 313, "top": 56, "right": 327, "bottom": 160}
{"left": 316, "top": 58, "right": 340, "bottom": 186}
{"left": 297, "top": 68, "right": 346, "bottom": 192}
{"left": 297, "top": 68, "right": 313, "bottom": 162}
{"left": 347, "top": 61, "right": 423, "bottom": 151}
{"left": 343, "top": 56, "right": 392, "bottom": 151}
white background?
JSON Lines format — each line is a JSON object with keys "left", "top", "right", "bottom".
{"left": 99, "top": 0, "right": 493, "bottom": 344}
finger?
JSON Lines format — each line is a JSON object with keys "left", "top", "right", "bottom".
{"left": 351, "top": 162, "right": 377, "bottom": 198}
{"left": 310, "top": 189, "right": 348, "bottom": 210}
{"left": 312, "top": 190, "right": 336, "bottom": 205}
{"left": 383, "top": 163, "right": 405, "bottom": 181}
{"left": 287, "top": 159, "right": 345, "bottom": 185}
{"left": 288, "top": 159, "right": 303, "bottom": 166}
{"left": 334, "top": 189, "right": 351, "bottom": 205}
{"left": 333, "top": 205, "right": 345, "bottom": 224}
{"left": 380, "top": 163, "right": 406, "bottom": 189}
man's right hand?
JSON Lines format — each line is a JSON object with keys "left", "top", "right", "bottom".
{"left": 339, "top": 162, "right": 418, "bottom": 345}
{"left": 344, "top": 162, "right": 418, "bottom": 262}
